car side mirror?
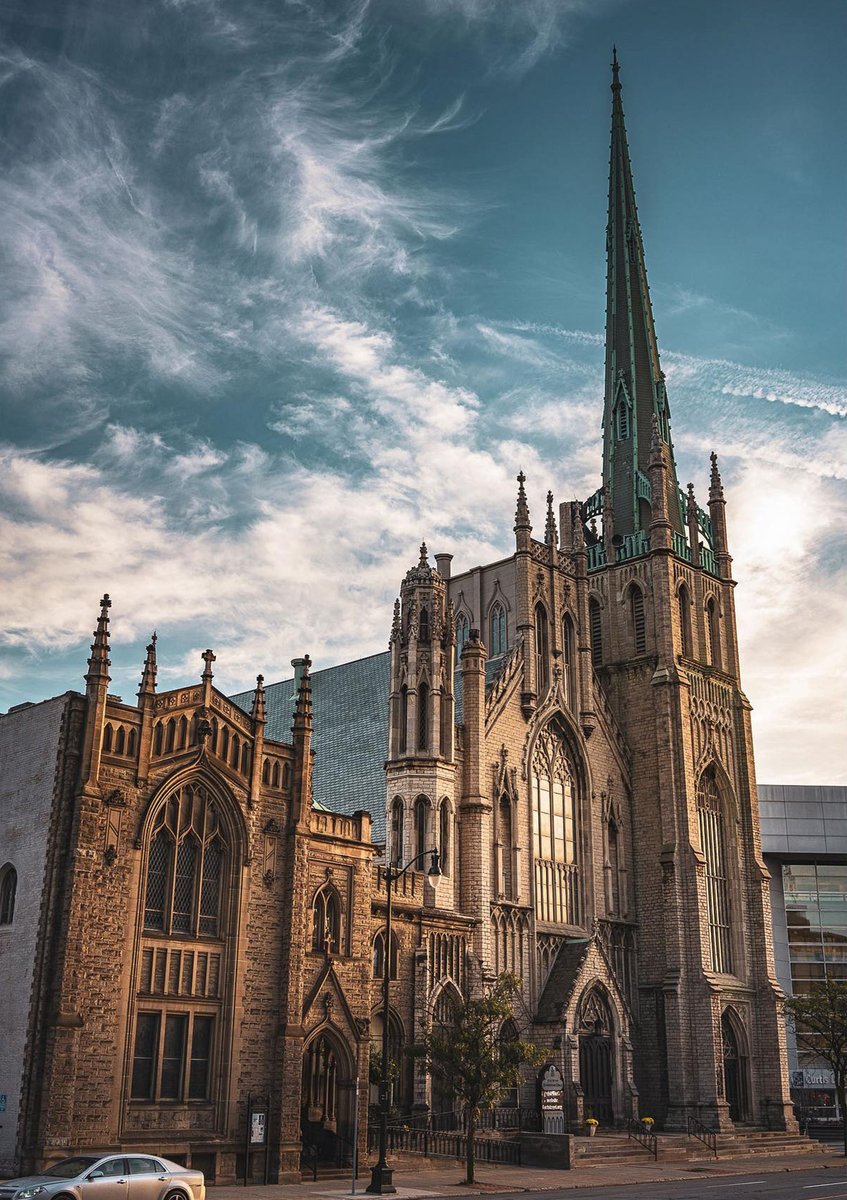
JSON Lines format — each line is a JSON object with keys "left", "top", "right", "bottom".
{"left": 88, "top": 1172, "right": 105, "bottom": 1180}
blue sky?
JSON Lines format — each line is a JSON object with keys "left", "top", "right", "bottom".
{"left": 1, "top": 0, "right": 845, "bottom": 782}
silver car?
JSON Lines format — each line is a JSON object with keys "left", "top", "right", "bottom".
{"left": 0, "top": 1156, "right": 205, "bottom": 1200}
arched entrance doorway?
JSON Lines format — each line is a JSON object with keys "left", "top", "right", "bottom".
{"left": 721, "top": 1010, "right": 750, "bottom": 1123}
{"left": 301, "top": 1031, "right": 354, "bottom": 1167}
{"left": 578, "top": 988, "right": 614, "bottom": 1126}
{"left": 430, "top": 987, "right": 460, "bottom": 1129}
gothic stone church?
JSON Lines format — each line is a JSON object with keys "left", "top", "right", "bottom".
{"left": 0, "top": 60, "right": 795, "bottom": 1183}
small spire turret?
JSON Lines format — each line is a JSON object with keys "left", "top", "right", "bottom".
{"left": 138, "top": 633, "right": 158, "bottom": 699}
{"left": 85, "top": 595, "right": 112, "bottom": 688}
{"left": 686, "top": 482, "right": 701, "bottom": 567}
{"left": 251, "top": 674, "right": 266, "bottom": 724}
{"left": 514, "top": 471, "right": 532, "bottom": 552}
{"left": 545, "top": 490, "right": 558, "bottom": 548}
{"left": 709, "top": 451, "right": 724, "bottom": 501}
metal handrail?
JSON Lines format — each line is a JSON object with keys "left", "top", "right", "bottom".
{"left": 626, "top": 1117, "right": 658, "bottom": 1159}
{"left": 686, "top": 1115, "right": 718, "bottom": 1158}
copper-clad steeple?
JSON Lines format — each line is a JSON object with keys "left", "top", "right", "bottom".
{"left": 603, "top": 50, "right": 683, "bottom": 541}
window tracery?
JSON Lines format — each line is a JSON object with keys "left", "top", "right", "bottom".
{"left": 143, "top": 784, "right": 228, "bottom": 937}
{"left": 532, "top": 727, "right": 579, "bottom": 925}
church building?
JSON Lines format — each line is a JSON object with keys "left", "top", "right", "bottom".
{"left": 0, "top": 57, "right": 795, "bottom": 1183}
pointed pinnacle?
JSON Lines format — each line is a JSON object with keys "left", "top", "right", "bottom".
{"left": 251, "top": 673, "right": 266, "bottom": 723}
{"left": 545, "top": 490, "right": 558, "bottom": 546}
{"left": 86, "top": 594, "right": 112, "bottom": 683}
{"left": 293, "top": 653, "right": 313, "bottom": 730}
{"left": 419, "top": 541, "right": 428, "bottom": 566}
{"left": 709, "top": 451, "right": 724, "bottom": 501}
{"left": 686, "top": 481, "right": 697, "bottom": 514}
{"left": 514, "top": 470, "right": 531, "bottom": 530}
{"left": 138, "top": 632, "right": 158, "bottom": 698}
{"left": 612, "top": 45, "right": 620, "bottom": 89}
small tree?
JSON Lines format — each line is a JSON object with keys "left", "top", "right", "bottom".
{"left": 416, "top": 974, "right": 544, "bottom": 1184}
{"left": 784, "top": 978, "right": 847, "bottom": 1156}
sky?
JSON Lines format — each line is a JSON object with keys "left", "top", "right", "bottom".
{"left": 0, "top": 0, "right": 845, "bottom": 784}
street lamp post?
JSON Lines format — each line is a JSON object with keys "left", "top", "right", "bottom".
{"left": 366, "top": 846, "right": 441, "bottom": 1195}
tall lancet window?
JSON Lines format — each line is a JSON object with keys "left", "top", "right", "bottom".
{"left": 455, "top": 614, "right": 469, "bottom": 658}
{"left": 489, "top": 603, "right": 506, "bottom": 656}
{"left": 589, "top": 599, "right": 603, "bottom": 667}
{"left": 562, "top": 614, "right": 576, "bottom": 710}
{"left": 629, "top": 585, "right": 646, "bottom": 655}
{"left": 678, "top": 585, "right": 692, "bottom": 657}
{"left": 698, "top": 769, "right": 732, "bottom": 974}
{"left": 532, "top": 727, "right": 578, "bottom": 926}
{"left": 706, "top": 597, "right": 721, "bottom": 668}
{"left": 535, "top": 604, "right": 549, "bottom": 695}
{"left": 398, "top": 685, "right": 408, "bottom": 755}
{"left": 417, "top": 681, "right": 429, "bottom": 751}
{"left": 419, "top": 607, "right": 430, "bottom": 644}
{"left": 390, "top": 797, "right": 404, "bottom": 865}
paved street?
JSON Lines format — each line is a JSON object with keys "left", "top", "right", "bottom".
{"left": 210, "top": 1153, "right": 847, "bottom": 1200}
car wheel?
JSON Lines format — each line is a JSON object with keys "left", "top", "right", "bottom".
{"left": 163, "top": 1190, "right": 187, "bottom": 1200}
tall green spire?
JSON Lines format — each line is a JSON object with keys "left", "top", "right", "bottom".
{"left": 602, "top": 49, "right": 683, "bottom": 541}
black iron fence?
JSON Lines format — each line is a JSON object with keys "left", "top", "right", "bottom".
{"left": 368, "top": 1123, "right": 522, "bottom": 1165}
{"left": 626, "top": 1117, "right": 658, "bottom": 1159}
{"left": 686, "top": 1115, "right": 718, "bottom": 1157}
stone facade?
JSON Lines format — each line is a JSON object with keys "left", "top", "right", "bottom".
{"left": 0, "top": 57, "right": 795, "bottom": 1184}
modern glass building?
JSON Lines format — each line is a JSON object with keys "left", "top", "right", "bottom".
{"left": 761, "top": 785, "right": 847, "bottom": 1121}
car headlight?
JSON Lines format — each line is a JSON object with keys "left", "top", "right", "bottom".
{"left": 16, "top": 1188, "right": 47, "bottom": 1199}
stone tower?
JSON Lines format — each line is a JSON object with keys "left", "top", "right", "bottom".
{"left": 586, "top": 51, "right": 794, "bottom": 1131}
{"left": 386, "top": 543, "right": 457, "bottom": 908}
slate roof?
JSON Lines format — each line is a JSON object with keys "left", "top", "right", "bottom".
{"left": 230, "top": 651, "right": 392, "bottom": 841}
{"left": 535, "top": 937, "right": 592, "bottom": 1023}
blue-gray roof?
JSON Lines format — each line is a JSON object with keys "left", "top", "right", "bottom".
{"left": 231, "top": 652, "right": 391, "bottom": 841}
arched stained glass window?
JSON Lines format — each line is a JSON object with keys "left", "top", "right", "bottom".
{"left": 439, "top": 800, "right": 451, "bottom": 875}
{"left": 532, "top": 727, "right": 578, "bottom": 925}
{"left": 414, "top": 795, "right": 431, "bottom": 859}
{"left": 142, "top": 784, "right": 229, "bottom": 938}
{"left": 489, "top": 603, "right": 506, "bottom": 656}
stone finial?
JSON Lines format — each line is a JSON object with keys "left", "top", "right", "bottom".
{"left": 572, "top": 501, "right": 586, "bottom": 551}
{"left": 709, "top": 451, "right": 724, "bottom": 501}
{"left": 293, "top": 653, "right": 313, "bottom": 730}
{"left": 251, "top": 674, "right": 266, "bottom": 724}
{"left": 390, "top": 597, "right": 401, "bottom": 643}
{"left": 419, "top": 542, "right": 428, "bottom": 567}
{"left": 201, "top": 649, "right": 216, "bottom": 682}
{"left": 138, "top": 632, "right": 158, "bottom": 699}
{"left": 85, "top": 595, "right": 112, "bottom": 685}
{"left": 514, "top": 471, "right": 531, "bottom": 530}
{"left": 545, "top": 490, "right": 558, "bottom": 547}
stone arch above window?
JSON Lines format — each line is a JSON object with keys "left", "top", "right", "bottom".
{"left": 578, "top": 984, "right": 614, "bottom": 1035}
{"left": 0, "top": 863, "right": 16, "bottom": 926}
{"left": 431, "top": 982, "right": 462, "bottom": 1029}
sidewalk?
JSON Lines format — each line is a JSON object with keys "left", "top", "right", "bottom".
{"left": 210, "top": 1147, "right": 845, "bottom": 1199}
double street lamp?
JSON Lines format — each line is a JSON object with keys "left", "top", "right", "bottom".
{"left": 366, "top": 846, "right": 441, "bottom": 1195}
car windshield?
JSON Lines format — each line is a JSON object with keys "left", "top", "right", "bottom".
{"left": 44, "top": 1158, "right": 100, "bottom": 1178}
